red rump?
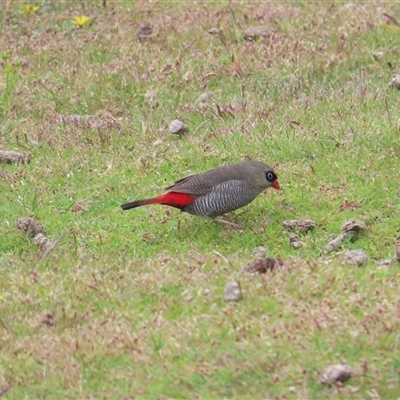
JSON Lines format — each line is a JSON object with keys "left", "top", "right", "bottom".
{"left": 141, "top": 192, "right": 196, "bottom": 209}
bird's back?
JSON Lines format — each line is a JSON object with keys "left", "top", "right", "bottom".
{"left": 166, "top": 161, "right": 268, "bottom": 197}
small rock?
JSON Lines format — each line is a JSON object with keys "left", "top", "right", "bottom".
{"left": 208, "top": 27, "right": 220, "bottom": 35}
{"left": 33, "top": 233, "right": 53, "bottom": 253}
{"left": 253, "top": 246, "right": 267, "bottom": 258}
{"left": 321, "top": 364, "right": 352, "bottom": 385}
{"left": 16, "top": 217, "right": 45, "bottom": 238}
{"left": 377, "top": 259, "right": 393, "bottom": 268}
{"left": 289, "top": 233, "right": 303, "bottom": 249}
{"left": 345, "top": 249, "right": 368, "bottom": 267}
{"left": 169, "top": 119, "right": 188, "bottom": 135}
{"left": 372, "top": 51, "right": 384, "bottom": 60}
{"left": 395, "top": 237, "right": 400, "bottom": 262}
{"left": 136, "top": 24, "right": 153, "bottom": 42}
{"left": 325, "top": 232, "right": 351, "bottom": 253}
{"left": 389, "top": 71, "right": 400, "bottom": 90}
{"left": 342, "top": 219, "right": 366, "bottom": 233}
{"left": 0, "top": 150, "right": 31, "bottom": 164}
{"left": 61, "top": 113, "right": 119, "bottom": 130}
{"left": 224, "top": 281, "right": 242, "bottom": 302}
{"left": 197, "top": 91, "right": 214, "bottom": 103}
{"left": 245, "top": 258, "right": 284, "bottom": 274}
{"left": 283, "top": 219, "right": 316, "bottom": 233}
{"left": 41, "top": 312, "right": 56, "bottom": 327}
{"left": 243, "top": 26, "right": 271, "bottom": 41}
{"left": 62, "top": 114, "right": 97, "bottom": 124}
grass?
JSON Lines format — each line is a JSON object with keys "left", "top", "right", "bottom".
{"left": 1, "top": 0, "right": 400, "bottom": 398}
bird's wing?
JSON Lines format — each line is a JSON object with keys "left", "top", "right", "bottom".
{"left": 165, "top": 164, "right": 250, "bottom": 197}
{"left": 165, "top": 174, "right": 215, "bottom": 197}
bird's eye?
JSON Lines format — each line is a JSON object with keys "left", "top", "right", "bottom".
{"left": 266, "top": 171, "right": 275, "bottom": 182}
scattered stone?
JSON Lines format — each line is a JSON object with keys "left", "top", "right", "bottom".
{"left": 136, "top": 24, "right": 153, "bottom": 42}
{"left": 321, "top": 364, "right": 352, "bottom": 385}
{"left": 325, "top": 220, "right": 366, "bottom": 254}
{"left": 342, "top": 219, "right": 367, "bottom": 233}
{"left": 224, "top": 281, "right": 242, "bottom": 302}
{"left": 33, "top": 233, "right": 53, "bottom": 253}
{"left": 243, "top": 26, "right": 271, "bottom": 41}
{"left": 325, "top": 232, "right": 351, "bottom": 253}
{"left": 208, "top": 27, "right": 220, "bottom": 35}
{"left": 245, "top": 257, "right": 284, "bottom": 274}
{"left": 345, "top": 249, "right": 368, "bottom": 267}
{"left": 41, "top": 312, "right": 57, "bottom": 327}
{"left": 169, "top": 119, "right": 188, "bottom": 135}
{"left": 283, "top": 219, "right": 316, "bottom": 233}
{"left": 395, "top": 237, "right": 400, "bottom": 262}
{"left": 197, "top": 91, "right": 215, "bottom": 103}
{"left": 60, "top": 112, "right": 120, "bottom": 130}
{"left": 253, "top": 246, "right": 267, "bottom": 258}
{"left": 377, "top": 259, "right": 393, "bottom": 268}
{"left": 389, "top": 70, "right": 400, "bottom": 90}
{"left": 372, "top": 51, "right": 385, "bottom": 61}
{"left": 62, "top": 114, "right": 98, "bottom": 124}
{"left": 0, "top": 150, "right": 31, "bottom": 164}
{"left": 289, "top": 233, "right": 303, "bottom": 249}
{"left": 16, "top": 217, "right": 66, "bottom": 260}
{"left": 16, "top": 217, "right": 45, "bottom": 238}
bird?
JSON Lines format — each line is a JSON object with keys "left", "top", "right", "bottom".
{"left": 121, "top": 160, "right": 280, "bottom": 226}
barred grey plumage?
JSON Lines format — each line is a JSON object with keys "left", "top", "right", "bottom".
{"left": 184, "top": 180, "right": 265, "bottom": 218}
{"left": 121, "top": 160, "right": 280, "bottom": 219}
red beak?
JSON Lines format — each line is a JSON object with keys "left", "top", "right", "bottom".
{"left": 271, "top": 180, "right": 281, "bottom": 190}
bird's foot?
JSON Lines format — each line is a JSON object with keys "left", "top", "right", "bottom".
{"left": 213, "top": 218, "right": 242, "bottom": 230}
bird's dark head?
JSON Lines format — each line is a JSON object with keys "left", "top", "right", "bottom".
{"left": 265, "top": 170, "right": 280, "bottom": 190}
{"left": 244, "top": 161, "right": 280, "bottom": 192}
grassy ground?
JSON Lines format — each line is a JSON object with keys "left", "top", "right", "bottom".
{"left": 1, "top": 1, "right": 400, "bottom": 398}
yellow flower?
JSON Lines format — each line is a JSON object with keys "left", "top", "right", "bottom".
{"left": 73, "top": 16, "right": 89, "bottom": 28}
{"left": 22, "top": 4, "right": 39, "bottom": 14}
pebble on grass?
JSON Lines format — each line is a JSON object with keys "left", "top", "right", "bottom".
{"left": 325, "top": 232, "right": 351, "bottom": 253}
{"left": 325, "top": 219, "right": 366, "bottom": 253}
{"left": 169, "top": 119, "right": 188, "bottom": 135}
{"left": 136, "top": 24, "right": 153, "bottom": 42}
{"left": 341, "top": 219, "right": 367, "bottom": 233}
{"left": 389, "top": 71, "right": 400, "bottom": 90}
{"left": 208, "top": 27, "right": 220, "bottom": 35}
{"left": 16, "top": 217, "right": 45, "bottom": 238}
{"left": 377, "top": 259, "right": 394, "bottom": 268}
{"left": 33, "top": 233, "right": 53, "bottom": 253}
{"left": 345, "top": 249, "right": 368, "bottom": 267}
{"left": 16, "top": 217, "right": 53, "bottom": 253}
{"left": 196, "top": 91, "right": 215, "bottom": 103}
{"left": 60, "top": 112, "right": 120, "bottom": 130}
{"left": 283, "top": 219, "right": 316, "bottom": 233}
{"left": 224, "top": 281, "right": 242, "bottom": 302}
{"left": 0, "top": 150, "right": 31, "bottom": 164}
{"left": 40, "top": 312, "right": 57, "bottom": 327}
{"left": 289, "top": 233, "right": 303, "bottom": 249}
{"left": 243, "top": 26, "right": 272, "bottom": 41}
{"left": 245, "top": 257, "right": 284, "bottom": 274}
{"left": 252, "top": 246, "right": 267, "bottom": 258}
{"left": 320, "top": 364, "right": 352, "bottom": 385}
{"left": 395, "top": 236, "right": 400, "bottom": 262}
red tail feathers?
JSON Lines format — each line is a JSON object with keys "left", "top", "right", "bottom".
{"left": 121, "top": 192, "right": 195, "bottom": 211}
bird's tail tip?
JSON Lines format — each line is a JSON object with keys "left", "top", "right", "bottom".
{"left": 121, "top": 201, "right": 142, "bottom": 210}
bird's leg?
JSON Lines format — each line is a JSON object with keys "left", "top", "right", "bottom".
{"left": 213, "top": 218, "right": 242, "bottom": 230}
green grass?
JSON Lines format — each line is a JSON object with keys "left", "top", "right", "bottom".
{"left": 1, "top": 1, "right": 400, "bottom": 398}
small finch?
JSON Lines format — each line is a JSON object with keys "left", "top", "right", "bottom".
{"left": 121, "top": 161, "right": 280, "bottom": 226}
